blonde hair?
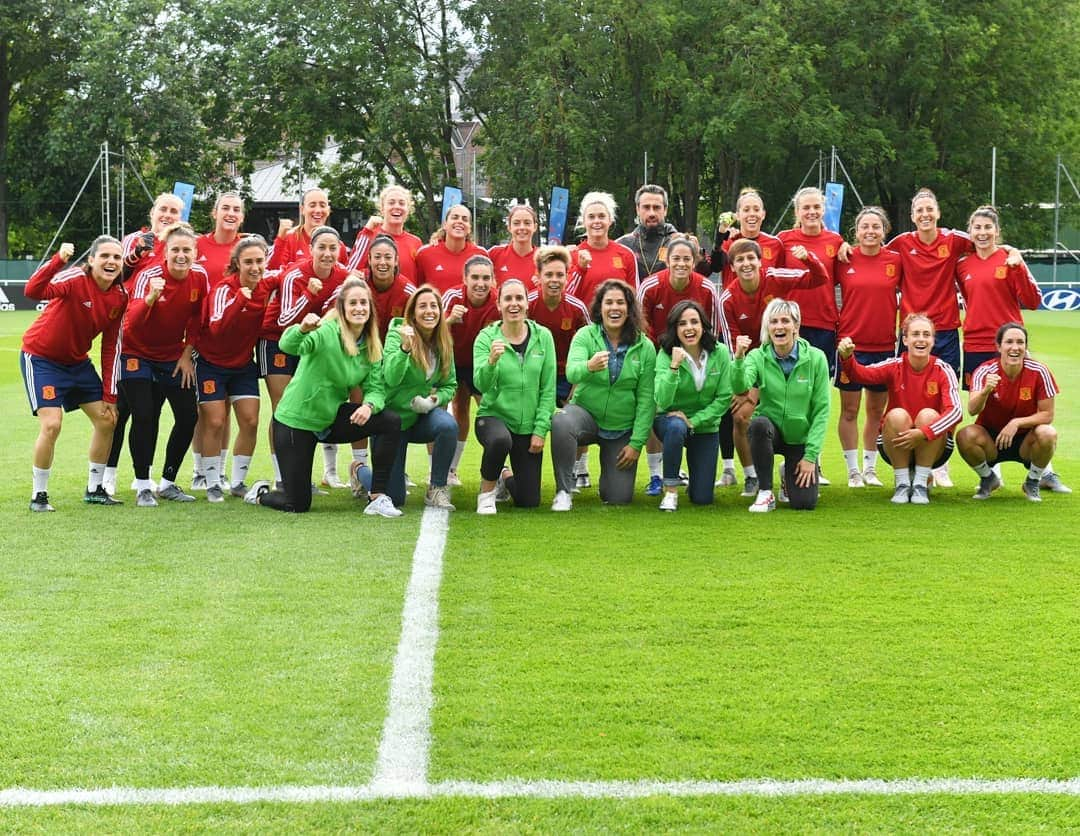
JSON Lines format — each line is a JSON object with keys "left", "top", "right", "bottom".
{"left": 327, "top": 277, "right": 382, "bottom": 361}
{"left": 576, "top": 191, "right": 617, "bottom": 229}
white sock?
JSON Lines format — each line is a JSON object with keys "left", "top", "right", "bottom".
{"left": 322, "top": 444, "right": 337, "bottom": 473}
{"left": 204, "top": 455, "right": 221, "bottom": 488}
{"left": 722, "top": 458, "right": 734, "bottom": 471}
{"left": 104, "top": 465, "right": 118, "bottom": 485}
{"left": 32, "top": 466, "right": 50, "bottom": 496}
{"left": 353, "top": 447, "right": 369, "bottom": 465}
{"left": 991, "top": 463, "right": 1003, "bottom": 479}
{"left": 1028, "top": 464, "right": 1046, "bottom": 481}
{"left": 134, "top": 478, "right": 153, "bottom": 492}
{"left": 220, "top": 448, "right": 229, "bottom": 475}
{"left": 647, "top": 452, "right": 662, "bottom": 478}
{"left": 159, "top": 477, "right": 176, "bottom": 491}
{"left": 843, "top": 449, "right": 858, "bottom": 471}
{"left": 192, "top": 452, "right": 204, "bottom": 478}
{"left": 270, "top": 453, "right": 282, "bottom": 483}
{"left": 974, "top": 461, "right": 993, "bottom": 477}
{"left": 914, "top": 466, "right": 932, "bottom": 487}
{"left": 232, "top": 455, "right": 251, "bottom": 486}
{"left": 895, "top": 468, "right": 911, "bottom": 487}
{"left": 88, "top": 461, "right": 105, "bottom": 491}
{"left": 451, "top": 440, "right": 466, "bottom": 471}
{"left": 575, "top": 452, "right": 589, "bottom": 475}
{"left": 863, "top": 450, "right": 878, "bottom": 470}
{"left": 744, "top": 465, "right": 757, "bottom": 479}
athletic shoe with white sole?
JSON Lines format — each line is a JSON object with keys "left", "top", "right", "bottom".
{"left": 748, "top": 490, "right": 776, "bottom": 513}
{"left": 932, "top": 464, "right": 953, "bottom": 488}
{"left": 229, "top": 482, "right": 249, "bottom": 498}
{"left": 551, "top": 490, "right": 573, "bottom": 511}
{"left": 740, "top": 476, "right": 759, "bottom": 498}
{"left": 29, "top": 491, "right": 55, "bottom": 512}
{"left": 476, "top": 489, "right": 497, "bottom": 515}
{"left": 1023, "top": 477, "right": 1042, "bottom": 502}
{"left": 84, "top": 485, "right": 122, "bottom": 506}
{"left": 322, "top": 470, "right": 347, "bottom": 489}
{"left": 862, "top": 467, "right": 884, "bottom": 487}
{"left": 102, "top": 477, "right": 117, "bottom": 497}
{"left": 716, "top": 467, "right": 737, "bottom": 488}
{"left": 972, "top": 473, "right": 1002, "bottom": 500}
{"left": 425, "top": 486, "right": 455, "bottom": 510}
{"left": 190, "top": 473, "right": 207, "bottom": 491}
{"left": 243, "top": 480, "right": 271, "bottom": 505}
{"left": 891, "top": 485, "right": 911, "bottom": 504}
{"left": 364, "top": 494, "right": 403, "bottom": 517}
{"left": 136, "top": 489, "right": 158, "bottom": 508}
{"left": 494, "top": 471, "right": 511, "bottom": 502}
{"left": 910, "top": 484, "right": 930, "bottom": 505}
{"left": 659, "top": 491, "right": 678, "bottom": 512}
{"left": 157, "top": 484, "right": 195, "bottom": 502}
{"left": 206, "top": 484, "right": 225, "bottom": 503}
{"left": 574, "top": 472, "right": 591, "bottom": 491}
{"left": 446, "top": 470, "right": 463, "bottom": 487}
{"left": 349, "top": 461, "right": 372, "bottom": 500}
{"left": 816, "top": 464, "right": 830, "bottom": 486}
{"left": 645, "top": 474, "right": 663, "bottom": 496}
{"left": 1040, "top": 472, "right": 1072, "bottom": 494}
{"left": 847, "top": 468, "right": 865, "bottom": 488}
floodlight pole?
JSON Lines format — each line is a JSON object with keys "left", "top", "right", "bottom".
{"left": 1054, "top": 155, "right": 1060, "bottom": 282}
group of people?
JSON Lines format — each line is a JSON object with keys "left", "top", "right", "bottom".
{"left": 19, "top": 180, "right": 1068, "bottom": 516}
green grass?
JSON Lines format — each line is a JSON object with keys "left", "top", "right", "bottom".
{"left": 1, "top": 310, "right": 1078, "bottom": 831}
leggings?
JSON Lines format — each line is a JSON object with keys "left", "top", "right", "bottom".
{"left": 474, "top": 416, "right": 542, "bottom": 508}
{"left": 260, "top": 405, "right": 401, "bottom": 513}
{"left": 118, "top": 378, "right": 197, "bottom": 482}
{"left": 106, "top": 387, "right": 131, "bottom": 469}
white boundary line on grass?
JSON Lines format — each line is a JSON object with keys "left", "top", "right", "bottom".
{"left": 4, "top": 778, "right": 1080, "bottom": 807}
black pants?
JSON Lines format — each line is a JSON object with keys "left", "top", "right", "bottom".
{"left": 118, "top": 378, "right": 197, "bottom": 482}
{"left": 474, "top": 415, "right": 542, "bottom": 508}
{"left": 748, "top": 415, "right": 819, "bottom": 510}
{"left": 106, "top": 387, "right": 131, "bottom": 468}
{"left": 719, "top": 408, "right": 735, "bottom": 459}
{"left": 260, "top": 405, "right": 401, "bottom": 513}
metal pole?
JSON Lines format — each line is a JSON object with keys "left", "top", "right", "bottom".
{"left": 830, "top": 146, "right": 837, "bottom": 181}
{"left": 1054, "top": 155, "right": 1061, "bottom": 283}
{"left": 39, "top": 153, "right": 102, "bottom": 267}
{"left": 100, "top": 142, "right": 109, "bottom": 237}
{"left": 644, "top": 151, "right": 648, "bottom": 184}
{"left": 990, "top": 146, "right": 997, "bottom": 207}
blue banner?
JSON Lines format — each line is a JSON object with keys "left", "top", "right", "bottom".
{"left": 441, "top": 187, "right": 463, "bottom": 222}
{"left": 548, "top": 186, "right": 570, "bottom": 245}
{"left": 823, "top": 182, "right": 844, "bottom": 233}
{"left": 173, "top": 182, "right": 195, "bottom": 222}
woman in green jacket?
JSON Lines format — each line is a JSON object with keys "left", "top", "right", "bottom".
{"left": 381, "top": 285, "right": 459, "bottom": 509}
{"left": 653, "top": 299, "right": 733, "bottom": 511}
{"left": 245, "top": 277, "right": 402, "bottom": 516}
{"left": 549, "top": 279, "right": 656, "bottom": 510}
{"left": 731, "top": 297, "right": 831, "bottom": 512}
{"left": 472, "top": 278, "right": 557, "bottom": 514}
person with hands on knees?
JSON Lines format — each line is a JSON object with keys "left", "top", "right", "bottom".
{"left": 471, "top": 278, "right": 557, "bottom": 514}
{"left": 956, "top": 322, "right": 1061, "bottom": 503}
{"left": 381, "top": 286, "right": 459, "bottom": 510}
{"left": 652, "top": 300, "right": 733, "bottom": 511}
{"left": 836, "top": 314, "right": 962, "bottom": 506}
{"left": 21, "top": 237, "right": 128, "bottom": 511}
{"left": 549, "top": 279, "right": 656, "bottom": 510}
{"left": 730, "top": 298, "right": 831, "bottom": 513}
{"left": 245, "top": 277, "right": 402, "bottom": 515}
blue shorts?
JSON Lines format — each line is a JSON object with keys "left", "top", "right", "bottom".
{"left": 556, "top": 375, "right": 572, "bottom": 407}
{"left": 900, "top": 328, "right": 960, "bottom": 378}
{"left": 801, "top": 326, "right": 837, "bottom": 377}
{"left": 258, "top": 337, "right": 299, "bottom": 377}
{"left": 878, "top": 433, "right": 955, "bottom": 470}
{"left": 835, "top": 350, "right": 892, "bottom": 392}
{"left": 196, "top": 358, "right": 260, "bottom": 404}
{"left": 118, "top": 354, "right": 185, "bottom": 387}
{"left": 961, "top": 349, "right": 996, "bottom": 391}
{"left": 20, "top": 352, "right": 103, "bottom": 415}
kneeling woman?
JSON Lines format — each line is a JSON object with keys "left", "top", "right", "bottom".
{"left": 472, "top": 278, "right": 557, "bottom": 514}
{"left": 957, "top": 322, "right": 1060, "bottom": 502}
{"left": 246, "top": 277, "right": 402, "bottom": 515}
{"left": 550, "top": 279, "right": 656, "bottom": 510}
{"left": 382, "top": 286, "right": 459, "bottom": 509}
{"left": 653, "top": 300, "right": 733, "bottom": 511}
{"left": 837, "top": 314, "right": 962, "bottom": 505}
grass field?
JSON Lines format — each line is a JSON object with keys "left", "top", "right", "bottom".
{"left": 1, "top": 310, "right": 1078, "bottom": 832}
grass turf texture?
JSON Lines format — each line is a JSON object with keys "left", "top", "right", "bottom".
{"left": 1, "top": 309, "right": 1078, "bottom": 830}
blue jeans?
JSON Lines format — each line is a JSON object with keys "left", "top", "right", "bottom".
{"left": 653, "top": 413, "right": 719, "bottom": 505}
{"left": 387, "top": 407, "right": 458, "bottom": 506}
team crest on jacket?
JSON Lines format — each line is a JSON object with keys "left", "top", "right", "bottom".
{"left": 658, "top": 247, "right": 668, "bottom": 262}
{"left": 190, "top": 289, "right": 200, "bottom": 302}
{"left": 1020, "top": 387, "right": 1032, "bottom": 400}
{"left": 937, "top": 245, "right": 950, "bottom": 257}
{"left": 109, "top": 307, "right": 122, "bottom": 319}
{"left": 886, "top": 264, "right": 897, "bottom": 277}
{"left": 561, "top": 317, "right": 572, "bottom": 330}
{"left": 826, "top": 245, "right": 836, "bottom": 257}
{"left": 763, "top": 247, "right": 774, "bottom": 259}
{"left": 995, "top": 266, "right": 1007, "bottom": 279}
{"left": 926, "top": 381, "right": 938, "bottom": 396}
{"left": 612, "top": 256, "right": 624, "bottom": 268}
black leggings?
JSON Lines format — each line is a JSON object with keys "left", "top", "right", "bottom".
{"left": 260, "top": 405, "right": 401, "bottom": 513}
{"left": 118, "top": 378, "right": 197, "bottom": 482}
{"left": 719, "top": 408, "right": 735, "bottom": 460}
{"left": 474, "top": 415, "right": 542, "bottom": 508}
{"left": 106, "top": 387, "right": 131, "bottom": 469}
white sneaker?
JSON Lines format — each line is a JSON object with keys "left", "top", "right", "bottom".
{"left": 206, "top": 484, "right": 225, "bottom": 503}
{"left": 191, "top": 473, "right": 207, "bottom": 491}
{"left": 716, "top": 467, "right": 737, "bottom": 487}
{"left": 551, "top": 490, "right": 573, "bottom": 511}
{"left": 322, "top": 470, "right": 347, "bottom": 489}
{"left": 424, "top": 485, "right": 456, "bottom": 510}
{"left": 816, "top": 464, "right": 830, "bottom": 486}
{"left": 364, "top": 493, "right": 403, "bottom": 517}
{"left": 848, "top": 468, "right": 865, "bottom": 488}
{"left": 446, "top": 470, "right": 463, "bottom": 487}
{"left": 494, "top": 471, "right": 511, "bottom": 502}
{"left": 862, "top": 467, "right": 884, "bottom": 487}
{"left": 749, "top": 490, "right": 776, "bottom": 513}
{"left": 102, "top": 477, "right": 117, "bottom": 497}
{"left": 573, "top": 472, "right": 591, "bottom": 491}
{"left": 476, "top": 489, "right": 497, "bottom": 515}
{"left": 932, "top": 464, "right": 953, "bottom": 488}
{"left": 659, "top": 491, "right": 678, "bottom": 512}
{"left": 243, "top": 480, "right": 271, "bottom": 505}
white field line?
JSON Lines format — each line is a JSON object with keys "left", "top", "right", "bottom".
{"left": 4, "top": 778, "right": 1080, "bottom": 807}
{"left": 369, "top": 505, "right": 450, "bottom": 794}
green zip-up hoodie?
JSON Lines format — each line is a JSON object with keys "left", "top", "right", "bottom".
{"left": 473, "top": 319, "right": 557, "bottom": 437}
{"left": 566, "top": 323, "right": 657, "bottom": 450}
{"left": 382, "top": 316, "right": 457, "bottom": 431}
{"left": 730, "top": 338, "right": 830, "bottom": 461}
{"left": 275, "top": 318, "right": 384, "bottom": 432}
{"left": 654, "top": 345, "right": 733, "bottom": 434}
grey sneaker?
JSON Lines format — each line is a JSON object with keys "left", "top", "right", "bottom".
{"left": 972, "top": 473, "right": 1002, "bottom": 500}
{"left": 891, "top": 485, "right": 911, "bottom": 504}
{"left": 157, "top": 484, "right": 195, "bottom": 502}
{"left": 574, "top": 472, "right": 591, "bottom": 491}
{"left": 1039, "top": 472, "right": 1072, "bottom": 494}
{"left": 1023, "top": 477, "right": 1042, "bottom": 503}
{"left": 425, "top": 485, "right": 456, "bottom": 510}
{"left": 716, "top": 467, "right": 737, "bottom": 487}
{"left": 494, "top": 471, "right": 511, "bottom": 502}
{"left": 229, "top": 482, "right": 249, "bottom": 498}
{"left": 206, "top": 484, "right": 225, "bottom": 503}
{"left": 29, "top": 491, "right": 55, "bottom": 512}
{"left": 740, "top": 476, "right": 759, "bottom": 497}
{"left": 136, "top": 489, "right": 158, "bottom": 507}
{"left": 910, "top": 484, "right": 930, "bottom": 505}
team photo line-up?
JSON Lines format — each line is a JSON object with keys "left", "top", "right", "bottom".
{"left": 19, "top": 181, "right": 1068, "bottom": 515}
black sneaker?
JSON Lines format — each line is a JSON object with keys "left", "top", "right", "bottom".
{"left": 1022, "top": 477, "right": 1042, "bottom": 503}
{"left": 29, "top": 491, "right": 55, "bottom": 512}
{"left": 84, "top": 485, "right": 123, "bottom": 506}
